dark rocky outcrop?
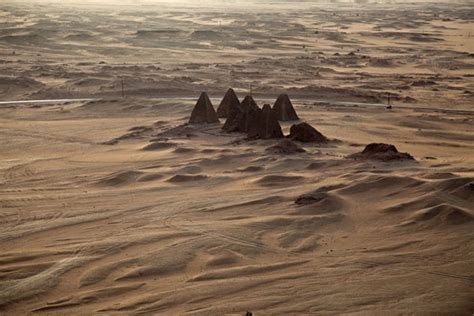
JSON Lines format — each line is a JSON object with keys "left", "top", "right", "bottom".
{"left": 295, "top": 192, "right": 327, "bottom": 205}
{"left": 216, "top": 88, "right": 240, "bottom": 118}
{"left": 273, "top": 94, "right": 299, "bottom": 121}
{"left": 465, "top": 182, "right": 474, "bottom": 191}
{"left": 288, "top": 122, "right": 328, "bottom": 143}
{"left": 189, "top": 92, "right": 219, "bottom": 124}
{"left": 266, "top": 139, "right": 305, "bottom": 154}
{"left": 348, "top": 143, "right": 415, "bottom": 161}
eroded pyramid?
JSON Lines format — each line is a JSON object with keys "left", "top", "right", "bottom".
{"left": 189, "top": 92, "right": 219, "bottom": 124}
{"left": 273, "top": 94, "right": 299, "bottom": 121}
{"left": 289, "top": 122, "right": 328, "bottom": 143}
{"left": 348, "top": 143, "right": 415, "bottom": 161}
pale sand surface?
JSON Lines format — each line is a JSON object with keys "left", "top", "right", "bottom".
{"left": 1, "top": 0, "right": 473, "bottom": 107}
{"left": 0, "top": 1, "right": 473, "bottom": 315}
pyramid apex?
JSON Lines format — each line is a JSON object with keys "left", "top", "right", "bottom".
{"left": 217, "top": 88, "right": 240, "bottom": 118}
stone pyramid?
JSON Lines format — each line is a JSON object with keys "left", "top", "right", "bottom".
{"left": 239, "top": 95, "right": 261, "bottom": 133}
{"left": 255, "top": 104, "right": 284, "bottom": 139}
{"left": 223, "top": 95, "right": 260, "bottom": 133}
{"left": 222, "top": 106, "right": 243, "bottom": 132}
{"left": 216, "top": 88, "right": 240, "bottom": 118}
{"left": 189, "top": 92, "right": 219, "bottom": 124}
{"left": 240, "top": 95, "right": 259, "bottom": 112}
{"left": 273, "top": 94, "right": 299, "bottom": 121}
{"left": 246, "top": 105, "right": 262, "bottom": 139}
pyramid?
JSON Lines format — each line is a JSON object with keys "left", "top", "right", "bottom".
{"left": 255, "top": 104, "right": 284, "bottom": 139}
{"left": 189, "top": 92, "right": 219, "bottom": 124}
{"left": 288, "top": 122, "right": 328, "bottom": 143}
{"left": 273, "top": 94, "right": 299, "bottom": 121}
{"left": 240, "top": 95, "right": 259, "bottom": 112}
{"left": 239, "top": 95, "right": 261, "bottom": 133}
{"left": 217, "top": 88, "right": 240, "bottom": 118}
{"left": 246, "top": 105, "right": 262, "bottom": 139}
{"left": 223, "top": 95, "right": 260, "bottom": 133}
{"left": 222, "top": 106, "right": 243, "bottom": 132}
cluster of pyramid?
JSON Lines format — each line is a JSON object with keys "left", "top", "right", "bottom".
{"left": 189, "top": 88, "right": 327, "bottom": 142}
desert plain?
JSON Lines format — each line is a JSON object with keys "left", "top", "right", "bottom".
{"left": 0, "top": 0, "right": 473, "bottom": 314}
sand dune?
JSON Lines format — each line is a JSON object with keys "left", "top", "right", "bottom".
{"left": 0, "top": 93, "right": 472, "bottom": 314}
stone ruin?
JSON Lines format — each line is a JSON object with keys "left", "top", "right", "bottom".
{"left": 216, "top": 88, "right": 240, "bottom": 118}
{"left": 273, "top": 94, "right": 299, "bottom": 121}
{"left": 348, "top": 143, "right": 415, "bottom": 161}
{"left": 188, "top": 92, "right": 219, "bottom": 124}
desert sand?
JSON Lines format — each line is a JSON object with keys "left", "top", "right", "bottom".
{"left": 0, "top": 0, "right": 473, "bottom": 314}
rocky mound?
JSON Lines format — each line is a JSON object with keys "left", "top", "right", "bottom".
{"left": 349, "top": 143, "right": 415, "bottom": 161}
{"left": 266, "top": 139, "right": 305, "bottom": 154}
{"left": 295, "top": 192, "right": 327, "bottom": 205}
{"left": 167, "top": 174, "right": 208, "bottom": 183}
{"left": 0, "top": 76, "right": 44, "bottom": 88}
{"left": 273, "top": 94, "right": 299, "bottom": 121}
{"left": 217, "top": 88, "right": 240, "bottom": 118}
{"left": 288, "top": 122, "right": 328, "bottom": 143}
{"left": 142, "top": 141, "right": 176, "bottom": 151}
{"left": 189, "top": 92, "right": 219, "bottom": 124}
